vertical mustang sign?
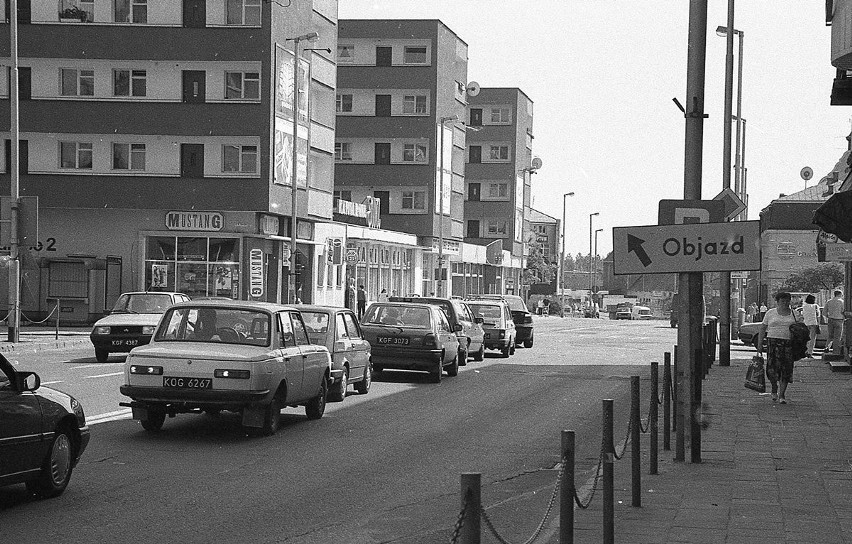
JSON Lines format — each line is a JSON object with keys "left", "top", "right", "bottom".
{"left": 250, "top": 249, "right": 264, "bottom": 297}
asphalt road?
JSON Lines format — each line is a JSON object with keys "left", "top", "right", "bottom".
{"left": 1, "top": 317, "right": 684, "bottom": 543}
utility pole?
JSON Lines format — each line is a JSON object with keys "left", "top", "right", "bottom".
{"left": 718, "top": 0, "right": 736, "bottom": 367}
{"left": 678, "top": 0, "right": 708, "bottom": 463}
{"left": 8, "top": 0, "right": 20, "bottom": 342}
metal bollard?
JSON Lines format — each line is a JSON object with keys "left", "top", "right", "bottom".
{"left": 650, "top": 362, "right": 659, "bottom": 475}
{"left": 692, "top": 348, "right": 703, "bottom": 464}
{"left": 561, "top": 430, "right": 575, "bottom": 544}
{"left": 603, "top": 399, "right": 614, "bottom": 544}
{"left": 460, "top": 473, "right": 481, "bottom": 544}
{"left": 631, "top": 376, "right": 641, "bottom": 507}
{"left": 674, "top": 345, "right": 685, "bottom": 462}
{"left": 663, "top": 354, "right": 671, "bottom": 451}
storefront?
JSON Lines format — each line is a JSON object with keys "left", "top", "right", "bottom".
{"left": 346, "top": 225, "right": 422, "bottom": 301}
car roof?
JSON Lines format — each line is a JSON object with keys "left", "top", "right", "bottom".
{"left": 119, "top": 291, "right": 186, "bottom": 296}
{"left": 466, "top": 300, "right": 505, "bottom": 307}
{"left": 369, "top": 301, "right": 437, "bottom": 310}
{"left": 296, "top": 305, "right": 353, "bottom": 314}
{"left": 169, "top": 299, "right": 295, "bottom": 312}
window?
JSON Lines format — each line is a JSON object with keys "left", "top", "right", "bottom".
{"left": 488, "top": 182, "right": 508, "bottom": 198}
{"left": 490, "top": 107, "right": 511, "bottom": 123}
{"left": 115, "top": 0, "right": 147, "bottom": 23}
{"left": 60, "top": 69, "right": 94, "bottom": 96}
{"left": 59, "top": 142, "right": 92, "bottom": 169}
{"left": 334, "top": 142, "right": 352, "bottom": 161}
{"left": 487, "top": 220, "right": 507, "bottom": 235}
{"left": 336, "top": 93, "right": 353, "bottom": 112}
{"left": 489, "top": 145, "right": 509, "bottom": 161}
{"left": 403, "top": 46, "right": 428, "bottom": 64}
{"left": 225, "top": 72, "right": 260, "bottom": 100}
{"left": 226, "top": 0, "right": 260, "bottom": 25}
{"left": 337, "top": 45, "right": 354, "bottom": 63}
{"left": 466, "top": 220, "right": 480, "bottom": 238}
{"left": 402, "top": 191, "right": 425, "bottom": 210}
{"left": 59, "top": 0, "right": 94, "bottom": 21}
{"left": 333, "top": 190, "right": 352, "bottom": 206}
{"left": 113, "top": 70, "right": 147, "bottom": 97}
{"left": 403, "top": 143, "right": 426, "bottom": 163}
{"left": 222, "top": 145, "right": 257, "bottom": 173}
{"left": 113, "top": 143, "right": 146, "bottom": 170}
{"left": 403, "top": 95, "right": 427, "bottom": 114}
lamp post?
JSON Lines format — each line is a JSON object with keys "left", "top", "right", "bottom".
{"left": 594, "top": 228, "right": 603, "bottom": 293}
{"left": 588, "top": 212, "right": 599, "bottom": 312}
{"left": 285, "top": 31, "right": 318, "bottom": 303}
{"left": 437, "top": 115, "right": 458, "bottom": 297}
{"left": 558, "top": 192, "right": 575, "bottom": 302}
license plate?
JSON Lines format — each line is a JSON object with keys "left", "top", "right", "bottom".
{"left": 163, "top": 377, "right": 212, "bottom": 389}
{"left": 112, "top": 339, "right": 138, "bottom": 347}
{"left": 377, "top": 336, "right": 409, "bottom": 345}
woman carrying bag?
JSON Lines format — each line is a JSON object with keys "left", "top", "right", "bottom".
{"left": 756, "top": 291, "right": 800, "bottom": 404}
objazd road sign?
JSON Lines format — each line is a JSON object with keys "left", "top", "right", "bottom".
{"left": 613, "top": 221, "right": 761, "bottom": 275}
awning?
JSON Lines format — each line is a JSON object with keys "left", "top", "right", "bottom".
{"left": 813, "top": 190, "right": 852, "bottom": 242}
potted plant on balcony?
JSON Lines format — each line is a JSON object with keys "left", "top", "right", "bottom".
{"left": 59, "top": 6, "right": 88, "bottom": 22}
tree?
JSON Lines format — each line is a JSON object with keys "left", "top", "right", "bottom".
{"left": 524, "top": 240, "right": 555, "bottom": 285}
{"left": 781, "top": 263, "right": 844, "bottom": 293}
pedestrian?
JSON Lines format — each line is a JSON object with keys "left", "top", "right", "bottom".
{"left": 357, "top": 284, "right": 367, "bottom": 319}
{"left": 756, "top": 291, "right": 798, "bottom": 404}
{"left": 378, "top": 288, "right": 389, "bottom": 303}
{"left": 536, "top": 298, "right": 544, "bottom": 316}
{"left": 747, "top": 302, "right": 758, "bottom": 323}
{"left": 758, "top": 301, "right": 768, "bottom": 322}
{"left": 824, "top": 290, "right": 844, "bottom": 355}
{"left": 345, "top": 278, "right": 357, "bottom": 314}
{"left": 800, "top": 294, "right": 821, "bottom": 358}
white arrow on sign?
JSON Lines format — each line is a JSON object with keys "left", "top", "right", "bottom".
{"left": 713, "top": 188, "right": 747, "bottom": 221}
{"left": 612, "top": 221, "right": 761, "bottom": 275}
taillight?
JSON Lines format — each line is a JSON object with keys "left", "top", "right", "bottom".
{"left": 214, "top": 369, "right": 250, "bottom": 379}
{"left": 423, "top": 333, "right": 437, "bottom": 347}
{"left": 130, "top": 365, "right": 163, "bottom": 375}
{"left": 524, "top": 315, "right": 533, "bottom": 324}
{"left": 498, "top": 331, "right": 505, "bottom": 339}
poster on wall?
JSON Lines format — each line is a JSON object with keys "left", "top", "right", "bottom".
{"left": 151, "top": 264, "right": 168, "bottom": 288}
{"left": 214, "top": 266, "right": 232, "bottom": 291}
{"left": 275, "top": 45, "right": 310, "bottom": 124}
{"left": 273, "top": 117, "right": 308, "bottom": 187}
{"left": 434, "top": 124, "right": 453, "bottom": 215}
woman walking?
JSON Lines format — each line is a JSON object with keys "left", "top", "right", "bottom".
{"left": 756, "top": 292, "right": 798, "bottom": 404}
{"left": 800, "top": 294, "right": 821, "bottom": 358}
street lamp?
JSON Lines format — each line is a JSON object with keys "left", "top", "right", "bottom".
{"left": 437, "top": 114, "right": 458, "bottom": 297}
{"left": 589, "top": 212, "right": 599, "bottom": 312}
{"left": 558, "top": 192, "right": 575, "bottom": 302}
{"left": 717, "top": 25, "right": 744, "bottom": 202}
{"left": 284, "top": 31, "right": 318, "bottom": 303}
{"left": 594, "top": 227, "right": 603, "bottom": 292}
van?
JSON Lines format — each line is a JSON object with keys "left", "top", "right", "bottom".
{"left": 631, "top": 306, "right": 653, "bottom": 320}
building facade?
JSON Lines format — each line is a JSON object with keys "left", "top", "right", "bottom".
{"left": 526, "top": 207, "right": 558, "bottom": 296}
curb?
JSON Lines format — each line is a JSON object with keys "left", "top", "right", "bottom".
{"left": 0, "top": 337, "right": 91, "bottom": 353}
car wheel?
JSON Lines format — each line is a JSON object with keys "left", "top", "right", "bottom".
{"left": 523, "top": 335, "right": 534, "bottom": 348}
{"left": 510, "top": 342, "right": 516, "bottom": 356}
{"left": 354, "top": 361, "right": 372, "bottom": 395}
{"left": 328, "top": 366, "right": 348, "bottom": 402}
{"left": 459, "top": 346, "right": 468, "bottom": 367}
{"left": 141, "top": 409, "right": 166, "bottom": 432}
{"left": 305, "top": 378, "right": 327, "bottom": 420}
{"left": 473, "top": 344, "right": 485, "bottom": 362}
{"left": 260, "top": 398, "right": 281, "bottom": 436}
{"left": 26, "top": 425, "right": 74, "bottom": 498}
{"left": 501, "top": 343, "right": 511, "bottom": 358}
{"left": 446, "top": 351, "right": 460, "bottom": 377}
{"left": 95, "top": 349, "right": 109, "bottom": 363}
{"left": 430, "top": 359, "right": 443, "bottom": 383}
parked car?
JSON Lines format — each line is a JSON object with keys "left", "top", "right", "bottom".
{"left": 615, "top": 307, "right": 632, "bottom": 320}
{"left": 90, "top": 291, "right": 190, "bottom": 363}
{"left": 738, "top": 307, "right": 829, "bottom": 349}
{"left": 466, "top": 300, "right": 516, "bottom": 357}
{"left": 298, "top": 305, "right": 372, "bottom": 402}
{"left": 360, "top": 302, "right": 460, "bottom": 383}
{"left": 468, "top": 294, "right": 534, "bottom": 347}
{"left": 0, "top": 353, "right": 90, "bottom": 498}
{"left": 119, "top": 300, "right": 332, "bottom": 436}
{"left": 390, "top": 296, "right": 486, "bottom": 363}
{"left": 631, "top": 306, "right": 654, "bottom": 320}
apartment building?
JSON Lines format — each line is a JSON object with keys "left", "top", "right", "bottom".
{"left": 0, "top": 0, "right": 340, "bottom": 321}
{"left": 526, "top": 208, "right": 558, "bottom": 296}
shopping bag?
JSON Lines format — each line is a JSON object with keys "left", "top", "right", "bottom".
{"left": 744, "top": 355, "right": 766, "bottom": 393}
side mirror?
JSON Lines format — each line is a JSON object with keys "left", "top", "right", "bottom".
{"left": 15, "top": 371, "right": 40, "bottom": 392}
{"left": 453, "top": 323, "right": 463, "bottom": 332}
{"left": 474, "top": 317, "right": 484, "bottom": 324}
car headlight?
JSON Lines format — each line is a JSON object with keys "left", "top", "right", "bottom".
{"left": 129, "top": 365, "right": 163, "bottom": 375}
{"left": 142, "top": 326, "right": 156, "bottom": 335}
{"left": 71, "top": 398, "right": 86, "bottom": 425}
{"left": 214, "top": 369, "right": 250, "bottom": 379}
{"left": 93, "top": 326, "right": 110, "bottom": 335}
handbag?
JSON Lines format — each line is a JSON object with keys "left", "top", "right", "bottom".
{"left": 744, "top": 355, "right": 766, "bottom": 393}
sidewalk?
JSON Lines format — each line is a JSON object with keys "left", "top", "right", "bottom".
{"left": 472, "top": 355, "right": 852, "bottom": 544}
{"left": 0, "top": 325, "right": 91, "bottom": 353}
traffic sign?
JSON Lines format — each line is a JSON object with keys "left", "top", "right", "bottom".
{"left": 345, "top": 248, "right": 358, "bottom": 264}
{"left": 825, "top": 243, "right": 852, "bottom": 261}
{"left": 713, "top": 188, "right": 747, "bottom": 221}
{"left": 612, "top": 221, "right": 761, "bottom": 275}
{"left": 658, "top": 199, "right": 725, "bottom": 225}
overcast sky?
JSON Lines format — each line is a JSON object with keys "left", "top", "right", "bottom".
{"left": 338, "top": 1, "right": 848, "bottom": 259}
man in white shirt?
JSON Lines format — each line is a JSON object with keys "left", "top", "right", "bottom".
{"left": 824, "top": 290, "right": 845, "bottom": 355}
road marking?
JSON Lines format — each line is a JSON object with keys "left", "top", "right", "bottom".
{"left": 87, "top": 408, "right": 132, "bottom": 425}
{"left": 71, "top": 363, "right": 124, "bottom": 370}
{"left": 41, "top": 380, "right": 63, "bottom": 385}
{"left": 84, "top": 371, "right": 124, "bottom": 379}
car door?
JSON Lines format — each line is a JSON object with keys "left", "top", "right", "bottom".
{"left": 277, "top": 312, "right": 304, "bottom": 402}
{"left": 0, "top": 368, "right": 43, "bottom": 480}
{"left": 505, "top": 305, "right": 516, "bottom": 341}
{"left": 462, "top": 302, "right": 484, "bottom": 351}
{"left": 291, "top": 311, "right": 326, "bottom": 400}
{"left": 332, "top": 312, "right": 350, "bottom": 369}
{"left": 436, "top": 310, "right": 458, "bottom": 362}
{"left": 343, "top": 311, "right": 369, "bottom": 379}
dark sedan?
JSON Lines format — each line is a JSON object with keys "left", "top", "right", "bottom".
{"left": 0, "top": 354, "right": 90, "bottom": 498}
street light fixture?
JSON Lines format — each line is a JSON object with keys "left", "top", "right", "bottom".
{"left": 437, "top": 114, "right": 458, "bottom": 297}
{"left": 558, "top": 192, "right": 575, "bottom": 302}
{"left": 284, "top": 31, "right": 318, "bottom": 303}
{"left": 589, "top": 212, "right": 599, "bottom": 312}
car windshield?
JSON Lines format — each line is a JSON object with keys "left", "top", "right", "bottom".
{"left": 363, "top": 305, "right": 432, "bottom": 328}
{"left": 113, "top": 293, "right": 174, "bottom": 314}
{"left": 468, "top": 304, "right": 502, "bottom": 323}
{"left": 302, "top": 311, "right": 330, "bottom": 345}
{"left": 154, "top": 307, "right": 271, "bottom": 346}
{"left": 501, "top": 297, "right": 527, "bottom": 312}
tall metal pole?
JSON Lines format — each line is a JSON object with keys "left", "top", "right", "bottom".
{"left": 733, "top": 30, "right": 743, "bottom": 198}
{"left": 588, "top": 212, "right": 598, "bottom": 309}
{"left": 559, "top": 192, "right": 574, "bottom": 302}
{"left": 740, "top": 119, "right": 747, "bottom": 219}
{"left": 8, "top": 0, "right": 20, "bottom": 342}
{"left": 718, "top": 0, "right": 736, "bottom": 367}
{"left": 678, "top": 0, "right": 708, "bottom": 462}
{"left": 289, "top": 37, "right": 301, "bottom": 304}
{"left": 594, "top": 228, "right": 603, "bottom": 292}
{"left": 437, "top": 119, "right": 445, "bottom": 297}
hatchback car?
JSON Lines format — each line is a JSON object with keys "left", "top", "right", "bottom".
{"left": 360, "top": 302, "right": 460, "bottom": 383}
{"left": 90, "top": 291, "right": 190, "bottom": 363}
{"left": 466, "top": 300, "right": 516, "bottom": 357}
{"left": 470, "top": 294, "right": 534, "bottom": 347}
{"left": 119, "top": 300, "right": 332, "bottom": 436}
{"left": 0, "top": 354, "right": 90, "bottom": 498}
{"left": 299, "top": 305, "right": 371, "bottom": 402}
{"left": 390, "top": 296, "right": 486, "bottom": 363}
